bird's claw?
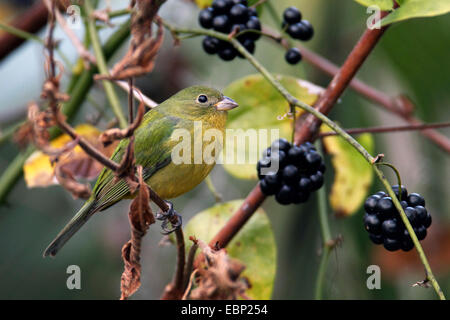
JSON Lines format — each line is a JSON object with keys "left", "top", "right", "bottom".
{"left": 156, "top": 201, "right": 182, "bottom": 235}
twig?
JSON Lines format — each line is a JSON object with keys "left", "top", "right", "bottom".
{"left": 183, "top": 241, "right": 199, "bottom": 290}
{"left": 0, "top": 1, "right": 48, "bottom": 61}
{"left": 115, "top": 80, "right": 158, "bottom": 108}
{"left": 43, "top": 0, "right": 97, "bottom": 67}
{"left": 85, "top": 0, "right": 128, "bottom": 129}
{"left": 318, "top": 122, "right": 450, "bottom": 137}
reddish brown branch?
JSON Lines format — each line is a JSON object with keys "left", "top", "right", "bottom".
{"left": 0, "top": 1, "right": 48, "bottom": 61}
{"left": 294, "top": 11, "right": 392, "bottom": 145}
{"left": 318, "top": 122, "right": 450, "bottom": 137}
{"left": 209, "top": 184, "right": 266, "bottom": 249}
{"left": 261, "top": 25, "right": 450, "bottom": 153}
{"left": 161, "top": 225, "right": 186, "bottom": 300}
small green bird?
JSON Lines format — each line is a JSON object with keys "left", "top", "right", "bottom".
{"left": 44, "top": 86, "right": 238, "bottom": 257}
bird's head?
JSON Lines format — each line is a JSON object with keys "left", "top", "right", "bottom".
{"left": 159, "top": 86, "right": 238, "bottom": 122}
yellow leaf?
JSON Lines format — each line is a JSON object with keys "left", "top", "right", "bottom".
{"left": 322, "top": 126, "right": 375, "bottom": 217}
{"left": 23, "top": 124, "right": 114, "bottom": 188}
{"left": 223, "top": 74, "right": 322, "bottom": 180}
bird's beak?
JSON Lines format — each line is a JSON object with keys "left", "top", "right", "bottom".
{"left": 215, "top": 96, "right": 238, "bottom": 111}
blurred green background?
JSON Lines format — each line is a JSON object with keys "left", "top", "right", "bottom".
{"left": 0, "top": 0, "right": 449, "bottom": 299}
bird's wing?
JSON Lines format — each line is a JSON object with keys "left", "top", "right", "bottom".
{"left": 92, "top": 110, "right": 180, "bottom": 211}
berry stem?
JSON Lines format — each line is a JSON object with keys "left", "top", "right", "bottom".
{"left": 374, "top": 168, "right": 446, "bottom": 300}
{"left": 314, "top": 142, "right": 333, "bottom": 300}
{"left": 375, "top": 162, "right": 403, "bottom": 201}
{"left": 319, "top": 122, "right": 450, "bottom": 137}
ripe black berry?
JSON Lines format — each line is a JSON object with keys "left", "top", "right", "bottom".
{"left": 230, "top": 4, "right": 248, "bottom": 23}
{"left": 298, "top": 177, "right": 312, "bottom": 193}
{"left": 218, "top": 45, "right": 238, "bottom": 61}
{"left": 283, "top": 7, "right": 302, "bottom": 24}
{"left": 297, "top": 20, "right": 314, "bottom": 41}
{"left": 310, "top": 171, "right": 324, "bottom": 191}
{"left": 246, "top": 16, "right": 262, "bottom": 40}
{"left": 231, "top": 0, "right": 247, "bottom": 5}
{"left": 199, "top": 1, "right": 261, "bottom": 60}
{"left": 241, "top": 38, "right": 255, "bottom": 54}
{"left": 407, "top": 193, "right": 425, "bottom": 207}
{"left": 369, "top": 233, "right": 384, "bottom": 245}
{"left": 404, "top": 207, "right": 419, "bottom": 227}
{"left": 288, "top": 145, "right": 306, "bottom": 166}
{"left": 199, "top": 8, "right": 215, "bottom": 29}
{"left": 392, "top": 184, "right": 408, "bottom": 200}
{"left": 414, "top": 225, "right": 427, "bottom": 241}
{"left": 364, "top": 213, "right": 381, "bottom": 234}
{"left": 257, "top": 139, "right": 325, "bottom": 205}
{"left": 364, "top": 195, "right": 381, "bottom": 214}
{"left": 272, "top": 138, "right": 291, "bottom": 152}
{"left": 364, "top": 187, "right": 432, "bottom": 252}
{"left": 212, "top": 0, "right": 233, "bottom": 14}
{"left": 282, "top": 165, "right": 300, "bottom": 185}
{"left": 376, "top": 197, "right": 395, "bottom": 219}
{"left": 213, "top": 15, "right": 231, "bottom": 33}
{"left": 285, "top": 48, "right": 302, "bottom": 65}
{"left": 247, "top": 7, "right": 257, "bottom": 17}
{"left": 202, "top": 36, "right": 220, "bottom": 54}
{"left": 275, "top": 184, "right": 295, "bottom": 205}
{"left": 383, "top": 238, "right": 400, "bottom": 251}
{"left": 381, "top": 218, "right": 399, "bottom": 237}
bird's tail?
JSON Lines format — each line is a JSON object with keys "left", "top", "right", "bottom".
{"left": 43, "top": 200, "right": 97, "bottom": 257}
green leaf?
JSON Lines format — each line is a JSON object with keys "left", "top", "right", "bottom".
{"left": 381, "top": 0, "right": 450, "bottom": 26}
{"left": 184, "top": 199, "right": 276, "bottom": 299}
{"left": 322, "top": 127, "right": 375, "bottom": 217}
{"left": 354, "top": 0, "right": 394, "bottom": 11}
{"left": 223, "top": 74, "right": 322, "bottom": 180}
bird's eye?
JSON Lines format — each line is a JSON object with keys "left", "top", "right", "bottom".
{"left": 197, "top": 95, "right": 208, "bottom": 103}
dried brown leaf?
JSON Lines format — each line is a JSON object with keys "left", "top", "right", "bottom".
{"left": 120, "top": 166, "right": 155, "bottom": 300}
{"left": 188, "top": 240, "right": 249, "bottom": 300}
{"left": 55, "top": 165, "right": 91, "bottom": 199}
{"left": 99, "top": 99, "right": 145, "bottom": 146}
{"left": 94, "top": 1, "right": 165, "bottom": 80}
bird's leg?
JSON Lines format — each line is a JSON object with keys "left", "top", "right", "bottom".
{"left": 156, "top": 201, "right": 182, "bottom": 235}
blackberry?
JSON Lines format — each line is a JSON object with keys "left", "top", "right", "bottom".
{"left": 199, "top": 8, "right": 215, "bottom": 29}
{"left": 212, "top": 0, "right": 233, "bottom": 14}
{"left": 280, "top": 6, "right": 315, "bottom": 64}
{"left": 283, "top": 7, "right": 302, "bottom": 24}
{"left": 285, "top": 48, "right": 302, "bottom": 65}
{"left": 297, "top": 20, "right": 314, "bottom": 41}
{"left": 257, "top": 139, "right": 326, "bottom": 205}
{"left": 199, "top": 1, "right": 261, "bottom": 60}
{"left": 363, "top": 187, "right": 432, "bottom": 252}
{"left": 202, "top": 36, "right": 220, "bottom": 54}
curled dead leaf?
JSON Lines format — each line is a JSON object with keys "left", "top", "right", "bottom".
{"left": 120, "top": 166, "right": 155, "bottom": 300}
{"left": 188, "top": 239, "right": 249, "bottom": 300}
{"left": 95, "top": 1, "right": 165, "bottom": 80}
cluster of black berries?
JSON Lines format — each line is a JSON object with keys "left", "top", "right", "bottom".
{"left": 364, "top": 186, "right": 432, "bottom": 252}
{"left": 281, "top": 7, "right": 314, "bottom": 65}
{"left": 257, "top": 139, "right": 326, "bottom": 205}
{"left": 199, "top": 0, "right": 261, "bottom": 61}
